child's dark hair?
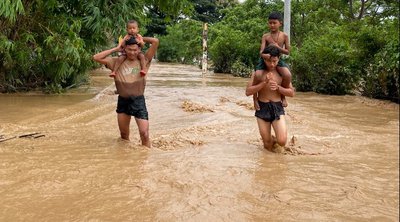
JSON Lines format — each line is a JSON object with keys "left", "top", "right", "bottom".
{"left": 268, "top": 12, "right": 282, "bottom": 21}
{"left": 262, "top": 44, "right": 280, "bottom": 57}
{"left": 127, "top": 19, "right": 138, "bottom": 27}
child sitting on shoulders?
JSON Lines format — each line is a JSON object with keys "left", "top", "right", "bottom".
{"left": 110, "top": 20, "right": 146, "bottom": 77}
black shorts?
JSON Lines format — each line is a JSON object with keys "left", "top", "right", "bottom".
{"left": 255, "top": 101, "right": 285, "bottom": 122}
{"left": 116, "top": 95, "right": 148, "bottom": 120}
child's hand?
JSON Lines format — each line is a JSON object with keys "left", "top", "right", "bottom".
{"left": 136, "top": 34, "right": 144, "bottom": 46}
{"left": 261, "top": 53, "right": 271, "bottom": 60}
{"left": 270, "top": 42, "right": 279, "bottom": 47}
{"left": 123, "top": 35, "right": 131, "bottom": 41}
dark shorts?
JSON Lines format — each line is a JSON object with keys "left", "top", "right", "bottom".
{"left": 255, "top": 57, "right": 289, "bottom": 71}
{"left": 116, "top": 95, "right": 148, "bottom": 120}
{"left": 255, "top": 101, "right": 285, "bottom": 122}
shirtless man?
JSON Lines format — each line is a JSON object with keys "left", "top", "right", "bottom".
{"left": 93, "top": 35, "right": 159, "bottom": 147}
{"left": 246, "top": 44, "right": 295, "bottom": 151}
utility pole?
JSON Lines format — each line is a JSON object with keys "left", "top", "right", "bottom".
{"left": 202, "top": 23, "right": 208, "bottom": 77}
{"left": 284, "top": 0, "right": 291, "bottom": 45}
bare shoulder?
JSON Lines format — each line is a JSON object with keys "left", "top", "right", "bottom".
{"left": 263, "top": 32, "right": 271, "bottom": 37}
{"left": 253, "top": 70, "right": 264, "bottom": 82}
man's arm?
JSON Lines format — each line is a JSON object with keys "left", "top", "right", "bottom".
{"left": 269, "top": 81, "right": 295, "bottom": 97}
{"left": 92, "top": 41, "right": 123, "bottom": 66}
{"left": 246, "top": 72, "right": 267, "bottom": 96}
{"left": 142, "top": 37, "right": 159, "bottom": 66}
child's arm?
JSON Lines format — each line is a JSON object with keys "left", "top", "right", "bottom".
{"left": 135, "top": 34, "right": 145, "bottom": 48}
{"left": 253, "top": 93, "right": 260, "bottom": 110}
{"left": 274, "top": 33, "right": 290, "bottom": 55}
{"left": 259, "top": 34, "right": 268, "bottom": 56}
{"left": 282, "top": 33, "right": 290, "bottom": 55}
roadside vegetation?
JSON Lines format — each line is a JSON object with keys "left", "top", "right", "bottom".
{"left": 1, "top": 0, "right": 398, "bottom": 102}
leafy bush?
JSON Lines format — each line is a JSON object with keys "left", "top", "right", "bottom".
{"left": 362, "top": 34, "right": 399, "bottom": 102}
{"left": 231, "top": 60, "right": 253, "bottom": 77}
{"left": 291, "top": 25, "right": 360, "bottom": 94}
{"left": 0, "top": 0, "right": 190, "bottom": 93}
{"left": 157, "top": 20, "right": 203, "bottom": 64}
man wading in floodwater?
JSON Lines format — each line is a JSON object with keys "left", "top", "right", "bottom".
{"left": 93, "top": 34, "right": 159, "bottom": 147}
{"left": 246, "top": 44, "right": 294, "bottom": 151}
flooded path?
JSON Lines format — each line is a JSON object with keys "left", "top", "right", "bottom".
{"left": 0, "top": 63, "right": 398, "bottom": 221}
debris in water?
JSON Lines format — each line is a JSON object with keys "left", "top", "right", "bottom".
{"left": 181, "top": 100, "right": 214, "bottom": 113}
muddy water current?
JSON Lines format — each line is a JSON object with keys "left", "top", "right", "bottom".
{"left": 0, "top": 63, "right": 398, "bottom": 221}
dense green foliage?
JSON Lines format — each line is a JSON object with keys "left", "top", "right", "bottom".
{"left": 289, "top": 0, "right": 399, "bottom": 101}
{"left": 0, "top": 0, "right": 190, "bottom": 93}
{"left": 1, "top": 0, "right": 398, "bottom": 102}
{"left": 157, "top": 0, "right": 399, "bottom": 102}
{"left": 157, "top": 20, "right": 203, "bottom": 64}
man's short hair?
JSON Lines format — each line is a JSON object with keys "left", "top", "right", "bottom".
{"left": 262, "top": 44, "right": 280, "bottom": 57}
{"left": 125, "top": 36, "right": 139, "bottom": 46}
{"left": 268, "top": 12, "right": 282, "bottom": 21}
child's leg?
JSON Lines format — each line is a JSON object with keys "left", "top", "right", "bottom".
{"left": 110, "top": 55, "right": 126, "bottom": 77}
{"left": 256, "top": 118, "right": 273, "bottom": 151}
{"left": 138, "top": 52, "right": 146, "bottom": 76}
{"left": 253, "top": 93, "right": 260, "bottom": 110}
{"left": 277, "top": 66, "right": 292, "bottom": 107}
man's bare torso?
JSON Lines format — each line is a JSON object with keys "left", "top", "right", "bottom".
{"left": 254, "top": 69, "right": 282, "bottom": 102}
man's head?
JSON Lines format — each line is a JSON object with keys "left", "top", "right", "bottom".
{"left": 124, "top": 36, "right": 141, "bottom": 60}
{"left": 126, "top": 20, "right": 139, "bottom": 36}
{"left": 268, "top": 12, "right": 282, "bottom": 32}
{"left": 262, "top": 44, "right": 280, "bottom": 70}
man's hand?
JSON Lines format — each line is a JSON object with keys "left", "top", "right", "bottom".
{"left": 266, "top": 72, "right": 273, "bottom": 81}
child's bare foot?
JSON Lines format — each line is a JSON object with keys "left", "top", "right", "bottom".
{"left": 109, "top": 71, "right": 116, "bottom": 77}
{"left": 282, "top": 98, "right": 288, "bottom": 107}
{"left": 140, "top": 70, "right": 146, "bottom": 77}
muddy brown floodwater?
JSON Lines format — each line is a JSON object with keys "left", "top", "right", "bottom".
{"left": 0, "top": 62, "right": 398, "bottom": 221}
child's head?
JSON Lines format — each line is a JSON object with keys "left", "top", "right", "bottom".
{"left": 268, "top": 12, "right": 282, "bottom": 32}
{"left": 127, "top": 20, "right": 139, "bottom": 36}
{"left": 262, "top": 44, "right": 280, "bottom": 69}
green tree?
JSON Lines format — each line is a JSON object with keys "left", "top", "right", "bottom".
{"left": 157, "top": 19, "right": 203, "bottom": 64}
{"left": 0, "top": 0, "right": 191, "bottom": 93}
